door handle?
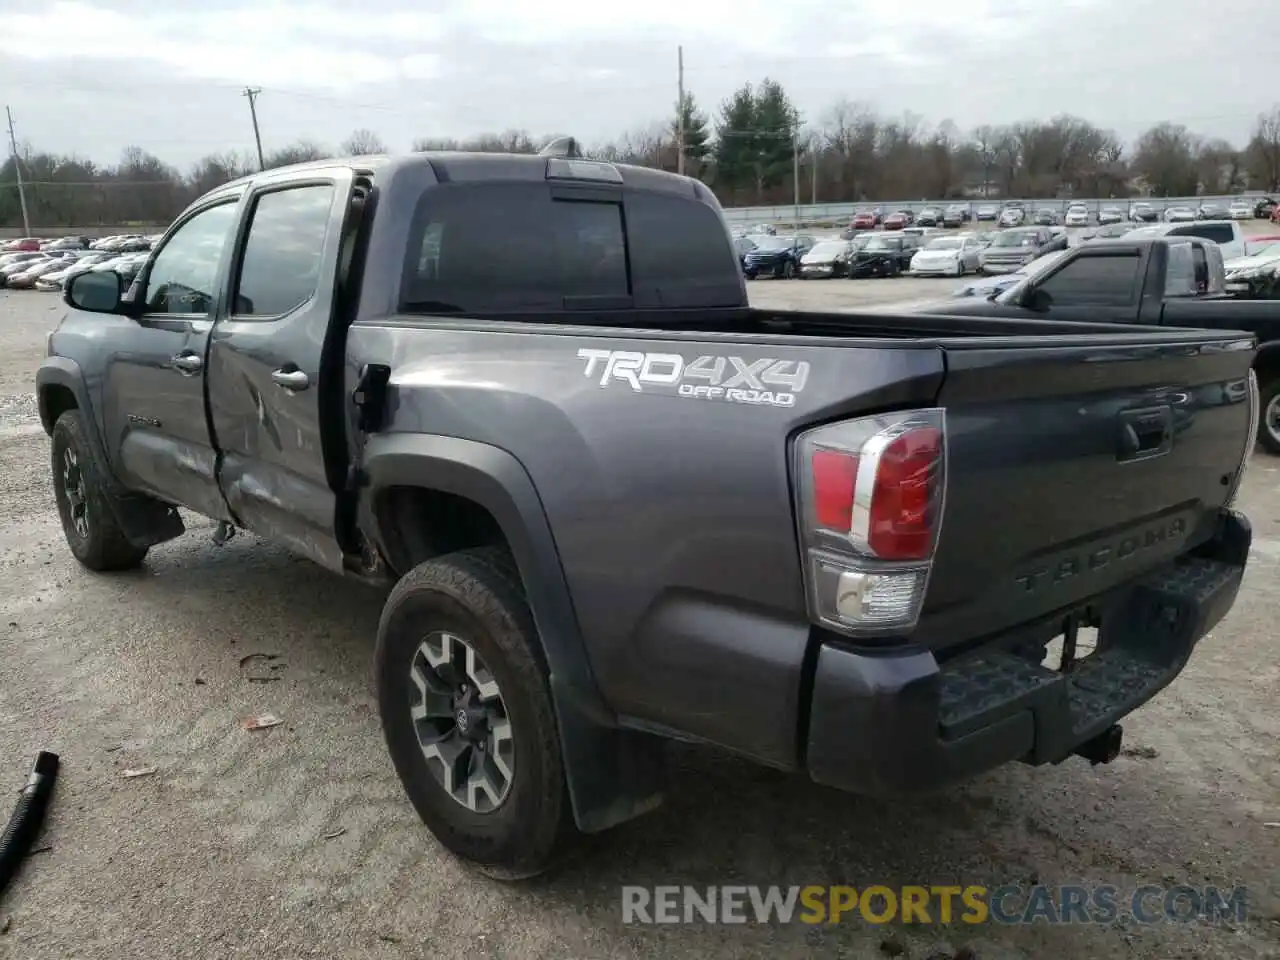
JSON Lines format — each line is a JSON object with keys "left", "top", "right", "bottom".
{"left": 171, "top": 352, "right": 203, "bottom": 374}
{"left": 271, "top": 368, "right": 310, "bottom": 391}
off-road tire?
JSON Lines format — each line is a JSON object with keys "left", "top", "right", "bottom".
{"left": 1258, "top": 376, "right": 1280, "bottom": 455}
{"left": 51, "top": 410, "right": 148, "bottom": 571}
{"left": 375, "top": 546, "right": 573, "bottom": 879}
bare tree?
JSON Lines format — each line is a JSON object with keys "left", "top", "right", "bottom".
{"left": 1246, "top": 106, "right": 1280, "bottom": 191}
{"left": 340, "top": 129, "right": 388, "bottom": 156}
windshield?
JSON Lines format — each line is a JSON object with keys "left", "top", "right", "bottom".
{"left": 807, "top": 240, "right": 848, "bottom": 258}
{"left": 864, "top": 237, "right": 900, "bottom": 252}
{"left": 990, "top": 231, "right": 1036, "bottom": 248}
{"left": 753, "top": 237, "right": 794, "bottom": 251}
{"left": 924, "top": 238, "right": 962, "bottom": 251}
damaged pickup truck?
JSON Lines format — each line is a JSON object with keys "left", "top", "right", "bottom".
{"left": 37, "top": 145, "right": 1258, "bottom": 878}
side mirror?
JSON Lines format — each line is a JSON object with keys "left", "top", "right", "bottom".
{"left": 65, "top": 270, "right": 123, "bottom": 313}
{"left": 1024, "top": 286, "right": 1052, "bottom": 311}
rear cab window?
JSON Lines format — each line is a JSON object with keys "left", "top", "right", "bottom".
{"left": 400, "top": 178, "right": 743, "bottom": 316}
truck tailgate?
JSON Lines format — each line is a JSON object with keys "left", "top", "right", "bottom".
{"left": 913, "top": 332, "right": 1255, "bottom": 651}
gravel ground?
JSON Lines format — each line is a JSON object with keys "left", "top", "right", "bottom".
{"left": 0, "top": 286, "right": 1277, "bottom": 960}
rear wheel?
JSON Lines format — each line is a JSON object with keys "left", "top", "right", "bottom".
{"left": 51, "top": 410, "right": 148, "bottom": 571}
{"left": 1259, "top": 377, "right": 1280, "bottom": 455}
{"left": 374, "top": 547, "right": 573, "bottom": 879}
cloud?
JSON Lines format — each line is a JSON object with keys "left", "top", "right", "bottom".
{"left": 0, "top": 0, "right": 1276, "bottom": 169}
{"left": 0, "top": 1, "right": 443, "bottom": 88}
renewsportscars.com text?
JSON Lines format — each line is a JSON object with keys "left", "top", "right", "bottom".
{"left": 620, "top": 884, "right": 1249, "bottom": 926}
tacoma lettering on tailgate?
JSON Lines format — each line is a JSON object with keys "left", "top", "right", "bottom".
{"left": 1014, "top": 515, "right": 1188, "bottom": 593}
{"left": 576, "top": 349, "right": 810, "bottom": 408}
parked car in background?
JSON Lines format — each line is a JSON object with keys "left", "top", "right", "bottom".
{"left": 1, "top": 254, "right": 50, "bottom": 285}
{"left": 1224, "top": 241, "right": 1280, "bottom": 295}
{"left": 1086, "top": 222, "right": 1138, "bottom": 242}
{"left": 901, "top": 226, "right": 945, "bottom": 240}
{"left": 1164, "top": 206, "right": 1197, "bottom": 223}
{"left": 2, "top": 238, "right": 41, "bottom": 253}
{"left": 1246, "top": 233, "right": 1280, "bottom": 254}
{"left": 916, "top": 207, "right": 943, "bottom": 227}
{"left": 746, "top": 223, "right": 778, "bottom": 236}
{"left": 976, "top": 204, "right": 999, "bottom": 222}
{"left": 1253, "top": 196, "right": 1277, "bottom": 219}
{"left": 1129, "top": 202, "right": 1159, "bottom": 223}
{"left": 951, "top": 248, "right": 1070, "bottom": 298}
{"left": 943, "top": 203, "right": 970, "bottom": 226}
{"left": 34, "top": 253, "right": 112, "bottom": 291}
{"left": 800, "top": 238, "right": 862, "bottom": 278}
{"left": 1064, "top": 203, "right": 1090, "bottom": 227}
{"left": 850, "top": 211, "right": 877, "bottom": 230}
{"left": 1197, "top": 202, "right": 1229, "bottom": 220}
{"left": 1229, "top": 199, "right": 1254, "bottom": 220}
{"left": 1097, "top": 206, "right": 1125, "bottom": 225}
{"left": 882, "top": 211, "right": 911, "bottom": 230}
{"left": 6, "top": 255, "right": 75, "bottom": 289}
{"left": 997, "top": 207, "right": 1026, "bottom": 227}
{"left": 1034, "top": 208, "right": 1060, "bottom": 226}
{"left": 909, "top": 235, "right": 984, "bottom": 276}
{"left": 979, "top": 226, "right": 1053, "bottom": 273}
{"left": 732, "top": 235, "right": 758, "bottom": 262}
{"left": 848, "top": 233, "right": 919, "bottom": 277}
{"left": 742, "top": 235, "right": 815, "bottom": 279}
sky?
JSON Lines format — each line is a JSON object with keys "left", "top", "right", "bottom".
{"left": 2, "top": 0, "right": 1277, "bottom": 173}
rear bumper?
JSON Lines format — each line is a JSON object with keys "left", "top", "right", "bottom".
{"left": 805, "top": 509, "right": 1250, "bottom": 797}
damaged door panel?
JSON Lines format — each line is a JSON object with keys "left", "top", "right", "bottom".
{"left": 101, "top": 199, "right": 241, "bottom": 520}
{"left": 206, "top": 172, "right": 356, "bottom": 571}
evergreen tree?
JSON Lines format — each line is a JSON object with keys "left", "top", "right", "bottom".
{"left": 672, "top": 92, "right": 711, "bottom": 167}
{"left": 713, "top": 84, "right": 757, "bottom": 194}
{"left": 753, "top": 78, "right": 797, "bottom": 191}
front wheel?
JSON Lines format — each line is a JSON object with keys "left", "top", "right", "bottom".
{"left": 374, "top": 547, "right": 573, "bottom": 879}
{"left": 1258, "top": 377, "right": 1280, "bottom": 455}
{"left": 51, "top": 410, "right": 149, "bottom": 571}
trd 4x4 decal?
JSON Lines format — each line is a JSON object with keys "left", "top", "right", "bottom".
{"left": 576, "top": 348, "right": 811, "bottom": 408}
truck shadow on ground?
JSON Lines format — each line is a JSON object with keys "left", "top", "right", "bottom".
{"left": 112, "top": 534, "right": 1254, "bottom": 941}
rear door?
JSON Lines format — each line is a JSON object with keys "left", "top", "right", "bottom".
{"left": 205, "top": 170, "right": 356, "bottom": 571}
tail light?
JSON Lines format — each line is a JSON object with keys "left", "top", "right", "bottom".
{"left": 793, "top": 409, "right": 947, "bottom": 637}
{"left": 1225, "top": 370, "right": 1258, "bottom": 509}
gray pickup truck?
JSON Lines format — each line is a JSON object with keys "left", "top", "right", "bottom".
{"left": 37, "top": 147, "right": 1257, "bottom": 878}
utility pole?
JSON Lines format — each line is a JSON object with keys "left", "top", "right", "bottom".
{"left": 5, "top": 106, "right": 31, "bottom": 237}
{"left": 792, "top": 109, "right": 800, "bottom": 230}
{"left": 243, "top": 87, "right": 265, "bottom": 171}
{"left": 811, "top": 134, "right": 817, "bottom": 205}
{"left": 676, "top": 46, "right": 685, "bottom": 177}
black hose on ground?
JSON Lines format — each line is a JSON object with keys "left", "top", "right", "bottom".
{"left": 0, "top": 751, "right": 60, "bottom": 899}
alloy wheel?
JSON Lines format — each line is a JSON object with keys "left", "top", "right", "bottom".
{"left": 409, "top": 630, "right": 515, "bottom": 813}
{"left": 62, "top": 448, "right": 89, "bottom": 539}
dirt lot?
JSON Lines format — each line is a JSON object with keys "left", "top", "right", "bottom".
{"left": 0, "top": 286, "right": 1277, "bottom": 960}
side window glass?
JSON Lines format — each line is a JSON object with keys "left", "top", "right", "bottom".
{"left": 234, "top": 184, "right": 335, "bottom": 317}
{"left": 1037, "top": 255, "right": 1140, "bottom": 306}
{"left": 550, "top": 200, "right": 628, "bottom": 298}
{"left": 401, "top": 183, "right": 560, "bottom": 313}
{"left": 144, "top": 202, "right": 239, "bottom": 315}
{"left": 1164, "top": 243, "right": 1196, "bottom": 297}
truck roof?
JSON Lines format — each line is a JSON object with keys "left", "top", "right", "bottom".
{"left": 202, "top": 151, "right": 704, "bottom": 202}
